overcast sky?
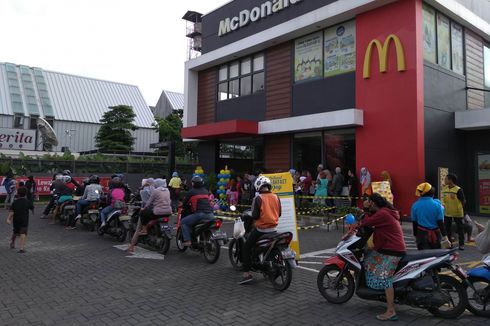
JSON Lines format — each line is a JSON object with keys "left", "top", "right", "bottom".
{"left": 0, "top": 0, "right": 228, "bottom": 105}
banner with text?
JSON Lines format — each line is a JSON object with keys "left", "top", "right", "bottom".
{"left": 478, "top": 154, "right": 490, "bottom": 214}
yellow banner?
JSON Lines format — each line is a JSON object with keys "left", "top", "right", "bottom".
{"left": 263, "top": 172, "right": 300, "bottom": 259}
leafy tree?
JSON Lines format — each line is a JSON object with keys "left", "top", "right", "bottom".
{"left": 95, "top": 105, "right": 138, "bottom": 153}
{"left": 154, "top": 112, "right": 197, "bottom": 161}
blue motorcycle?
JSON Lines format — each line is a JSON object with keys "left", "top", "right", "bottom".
{"left": 466, "top": 254, "right": 490, "bottom": 317}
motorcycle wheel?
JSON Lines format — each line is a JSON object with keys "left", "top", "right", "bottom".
{"left": 428, "top": 274, "right": 467, "bottom": 319}
{"left": 466, "top": 276, "right": 490, "bottom": 317}
{"left": 203, "top": 230, "right": 221, "bottom": 264}
{"left": 117, "top": 221, "right": 127, "bottom": 242}
{"left": 160, "top": 235, "right": 171, "bottom": 255}
{"left": 269, "top": 248, "right": 292, "bottom": 291}
{"left": 317, "top": 264, "right": 354, "bottom": 304}
{"left": 175, "top": 228, "right": 187, "bottom": 252}
{"left": 89, "top": 214, "right": 98, "bottom": 232}
{"left": 228, "top": 238, "right": 244, "bottom": 271}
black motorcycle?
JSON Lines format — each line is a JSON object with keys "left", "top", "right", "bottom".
{"left": 228, "top": 210, "right": 296, "bottom": 291}
{"left": 97, "top": 207, "right": 129, "bottom": 242}
{"left": 128, "top": 203, "right": 172, "bottom": 255}
{"left": 57, "top": 199, "right": 76, "bottom": 226}
{"left": 78, "top": 200, "right": 101, "bottom": 232}
{"left": 175, "top": 207, "right": 228, "bottom": 264}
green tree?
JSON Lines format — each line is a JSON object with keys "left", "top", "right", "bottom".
{"left": 154, "top": 112, "right": 197, "bottom": 161}
{"left": 95, "top": 105, "right": 138, "bottom": 153}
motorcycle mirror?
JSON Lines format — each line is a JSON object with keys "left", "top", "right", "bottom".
{"left": 229, "top": 205, "right": 237, "bottom": 212}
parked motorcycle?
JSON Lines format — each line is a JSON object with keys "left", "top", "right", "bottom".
{"left": 317, "top": 225, "right": 468, "bottom": 319}
{"left": 228, "top": 209, "right": 296, "bottom": 291}
{"left": 128, "top": 203, "right": 172, "bottom": 255}
{"left": 175, "top": 207, "right": 227, "bottom": 264}
{"left": 97, "top": 208, "right": 129, "bottom": 242}
{"left": 466, "top": 254, "right": 490, "bottom": 317}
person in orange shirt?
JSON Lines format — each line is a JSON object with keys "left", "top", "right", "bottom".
{"left": 239, "top": 176, "right": 281, "bottom": 285}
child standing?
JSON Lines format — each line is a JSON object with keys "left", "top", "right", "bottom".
{"left": 6, "top": 187, "right": 34, "bottom": 253}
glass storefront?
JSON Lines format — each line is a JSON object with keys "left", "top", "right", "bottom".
{"left": 293, "top": 129, "right": 356, "bottom": 176}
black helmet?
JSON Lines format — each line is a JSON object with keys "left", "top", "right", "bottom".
{"left": 62, "top": 169, "right": 71, "bottom": 176}
{"left": 191, "top": 175, "right": 204, "bottom": 188}
{"left": 89, "top": 175, "right": 100, "bottom": 184}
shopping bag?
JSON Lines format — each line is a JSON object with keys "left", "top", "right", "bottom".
{"left": 475, "top": 220, "right": 490, "bottom": 254}
{"left": 233, "top": 217, "right": 245, "bottom": 239}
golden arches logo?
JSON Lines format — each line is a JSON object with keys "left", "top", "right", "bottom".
{"left": 363, "top": 34, "right": 406, "bottom": 79}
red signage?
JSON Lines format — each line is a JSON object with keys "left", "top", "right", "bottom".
{"left": 0, "top": 176, "right": 111, "bottom": 195}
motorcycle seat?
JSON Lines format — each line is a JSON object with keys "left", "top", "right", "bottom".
{"left": 400, "top": 249, "right": 455, "bottom": 263}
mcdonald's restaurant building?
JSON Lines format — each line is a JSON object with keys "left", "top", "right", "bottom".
{"left": 182, "top": 0, "right": 490, "bottom": 216}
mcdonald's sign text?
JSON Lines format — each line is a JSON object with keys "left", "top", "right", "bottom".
{"left": 363, "top": 34, "right": 406, "bottom": 79}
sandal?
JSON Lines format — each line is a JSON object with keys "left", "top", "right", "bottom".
{"left": 376, "top": 314, "right": 398, "bottom": 321}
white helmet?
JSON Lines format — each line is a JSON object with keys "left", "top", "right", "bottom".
{"left": 254, "top": 176, "right": 272, "bottom": 192}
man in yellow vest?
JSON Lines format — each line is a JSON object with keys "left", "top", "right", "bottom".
{"left": 441, "top": 173, "right": 466, "bottom": 250}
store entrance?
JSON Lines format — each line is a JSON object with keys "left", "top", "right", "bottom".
{"left": 217, "top": 138, "right": 264, "bottom": 174}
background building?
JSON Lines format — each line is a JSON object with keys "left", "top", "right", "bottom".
{"left": 152, "top": 90, "right": 184, "bottom": 119}
{"left": 182, "top": 0, "right": 490, "bottom": 215}
{"left": 0, "top": 62, "right": 158, "bottom": 153}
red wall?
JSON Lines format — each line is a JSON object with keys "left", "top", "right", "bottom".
{"left": 356, "top": 0, "right": 424, "bottom": 215}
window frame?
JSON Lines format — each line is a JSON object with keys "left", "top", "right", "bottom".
{"left": 13, "top": 114, "right": 25, "bottom": 128}
{"left": 484, "top": 44, "right": 490, "bottom": 90}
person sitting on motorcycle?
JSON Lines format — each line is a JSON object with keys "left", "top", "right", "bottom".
{"left": 361, "top": 193, "right": 406, "bottom": 321}
{"left": 138, "top": 178, "right": 172, "bottom": 236}
{"left": 51, "top": 176, "right": 76, "bottom": 223}
{"left": 239, "top": 176, "right": 281, "bottom": 285}
{"left": 140, "top": 178, "right": 155, "bottom": 207}
{"left": 110, "top": 173, "right": 132, "bottom": 202}
{"left": 99, "top": 181, "right": 125, "bottom": 228}
{"left": 42, "top": 173, "right": 64, "bottom": 219}
{"left": 73, "top": 175, "right": 103, "bottom": 222}
{"left": 180, "top": 176, "right": 214, "bottom": 247}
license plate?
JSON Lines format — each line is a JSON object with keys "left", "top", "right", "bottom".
{"left": 281, "top": 248, "right": 296, "bottom": 260}
{"left": 119, "top": 215, "right": 130, "bottom": 222}
{"left": 212, "top": 231, "right": 226, "bottom": 239}
{"left": 456, "top": 265, "right": 466, "bottom": 277}
{"left": 88, "top": 210, "right": 99, "bottom": 214}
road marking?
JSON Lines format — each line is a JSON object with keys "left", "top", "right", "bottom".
{"left": 296, "top": 265, "right": 320, "bottom": 273}
{"left": 301, "top": 248, "right": 336, "bottom": 258}
{"left": 298, "top": 261, "right": 323, "bottom": 265}
{"left": 113, "top": 244, "right": 165, "bottom": 260}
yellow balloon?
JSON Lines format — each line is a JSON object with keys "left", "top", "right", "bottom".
{"left": 220, "top": 170, "right": 225, "bottom": 174}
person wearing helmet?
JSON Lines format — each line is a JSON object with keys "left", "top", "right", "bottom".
{"left": 169, "top": 172, "right": 182, "bottom": 213}
{"left": 411, "top": 182, "right": 450, "bottom": 250}
{"left": 180, "top": 175, "right": 214, "bottom": 247}
{"left": 100, "top": 181, "right": 126, "bottom": 228}
{"left": 72, "top": 175, "right": 103, "bottom": 228}
{"left": 239, "top": 175, "right": 281, "bottom": 285}
{"left": 41, "top": 173, "right": 64, "bottom": 219}
{"left": 50, "top": 176, "right": 76, "bottom": 224}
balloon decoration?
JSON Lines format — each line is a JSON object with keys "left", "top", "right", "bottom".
{"left": 216, "top": 165, "right": 231, "bottom": 210}
{"left": 192, "top": 166, "right": 205, "bottom": 179}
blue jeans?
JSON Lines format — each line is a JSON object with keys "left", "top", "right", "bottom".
{"left": 181, "top": 212, "right": 214, "bottom": 241}
{"left": 76, "top": 199, "right": 90, "bottom": 216}
{"left": 100, "top": 206, "right": 115, "bottom": 224}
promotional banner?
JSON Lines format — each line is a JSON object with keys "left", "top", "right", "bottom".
{"left": 371, "top": 181, "right": 393, "bottom": 204}
{"left": 294, "top": 31, "right": 323, "bottom": 82}
{"left": 422, "top": 5, "right": 436, "bottom": 63}
{"left": 0, "top": 176, "right": 111, "bottom": 195}
{"left": 324, "top": 20, "right": 356, "bottom": 77}
{"left": 438, "top": 167, "right": 449, "bottom": 200}
{"left": 437, "top": 13, "right": 450, "bottom": 69}
{"left": 0, "top": 128, "right": 36, "bottom": 150}
{"left": 451, "top": 22, "right": 464, "bottom": 75}
{"left": 263, "top": 172, "right": 300, "bottom": 258}
{"left": 478, "top": 154, "right": 490, "bottom": 214}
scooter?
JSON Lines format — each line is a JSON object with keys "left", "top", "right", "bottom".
{"left": 228, "top": 209, "right": 296, "bottom": 291}
{"left": 317, "top": 225, "right": 468, "bottom": 319}
{"left": 129, "top": 205, "right": 172, "bottom": 255}
{"left": 97, "top": 208, "right": 129, "bottom": 242}
{"left": 78, "top": 200, "right": 101, "bottom": 232}
{"left": 465, "top": 254, "right": 490, "bottom": 317}
{"left": 175, "top": 207, "right": 228, "bottom": 264}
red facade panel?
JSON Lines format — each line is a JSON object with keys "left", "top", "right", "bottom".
{"left": 266, "top": 42, "right": 292, "bottom": 120}
{"left": 265, "top": 135, "right": 291, "bottom": 172}
{"left": 197, "top": 68, "right": 216, "bottom": 125}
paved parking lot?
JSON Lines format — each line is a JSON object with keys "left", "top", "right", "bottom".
{"left": 0, "top": 206, "right": 488, "bottom": 325}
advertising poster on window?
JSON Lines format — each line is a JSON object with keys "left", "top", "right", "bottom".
{"left": 478, "top": 154, "right": 490, "bottom": 214}
{"left": 324, "top": 20, "right": 356, "bottom": 77}
{"left": 263, "top": 172, "right": 300, "bottom": 258}
{"left": 371, "top": 181, "right": 394, "bottom": 205}
{"left": 437, "top": 13, "right": 451, "bottom": 69}
{"left": 451, "top": 22, "right": 464, "bottom": 75}
{"left": 438, "top": 167, "right": 449, "bottom": 200}
{"left": 423, "top": 6, "right": 436, "bottom": 63}
{"left": 294, "top": 32, "right": 323, "bottom": 82}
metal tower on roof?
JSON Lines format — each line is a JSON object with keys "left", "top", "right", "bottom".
{"left": 182, "top": 11, "right": 203, "bottom": 60}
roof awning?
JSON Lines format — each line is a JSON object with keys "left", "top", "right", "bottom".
{"left": 181, "top": 120, "right": 258, "bottom": 140}
{"left": 455, "top": 108, "right": 490, "bottom": 130}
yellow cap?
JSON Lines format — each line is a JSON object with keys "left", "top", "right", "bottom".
{"left": 415, "top": 182, "right": 432, "bottom": 196}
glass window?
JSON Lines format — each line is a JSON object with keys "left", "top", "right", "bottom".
{"left": 20, "top": 66, "right": 30, "bottom": 74}
{"left": 14, "top": 114, "right": 24, "bottom": 128}
{"left": 437, "top": 13, "right": 451, "bottom": 69}
{"left": 12, "top": 102, "right": 24, "bottom": 114}
{"left": 324, "top": 130, "right": 356, "bottom": 173}
{"left": 451, "top": 22, "right": 464, "bottom": 75}
{"left": 253, "top": 54, "right": 264, "bottom": 71}
{"left": 26, "top": 96, "right": 37, "bottom": 104}
{"left": 423, "top": 5, "right": 437, "bottom": 63}
{"left": 9, "top": 85, "right": 21, "bottom": 94}
{"left": 5, "top": 64, "right": 17, "bottom": 72}
{"left": 11, "top": 94, "right": 22, "bottom": 102}
{"left": 33, "top": 69, "right": 43, "bottom": 76}
{"left": 28, "top": 104, "right": 39, "bottom": 114}
{"left": 43, "top": 105, "right": 54, "bottom": 117}
{"left": 24, "top": 88, "right": 35, "bottom": 96}
{"left": 8, "top": 78, "right": 19, "bottom": 86}
{"left": 485, "top": 46, "right": 490, "bottom": 88}
{"left": 252, "top": 72, "right": 265, "bottom": 93}
{"left": 294, "top": 32, "right": 323, "bottom": 82}
{"left": 218, "top": 82, "right": 228, "bottom": 101}
{"left": 45, "top": 118, "right": 54, "bottom": 127}
{"left": 241, "top": 58, "right": 251, "bottom": 75}
{"left": 29, "top": 116, "right": 39, "bottom": 129}
{"left": 219, "top": 66, "right": 228, "bottom": 81}
{"left": 229, "top": 79, "right": 239, "bottom": 98}
{"left": 229, "top": 61, "right": 239, "bottom": 78}
{"left": 240, "top": 76, "right": 252, "bottom": 96}
{"left": 323, "top": 20, "right": 356, "bottom": 77}
{"left": 7, "top": 71, "right": 17, "bottom": 79}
